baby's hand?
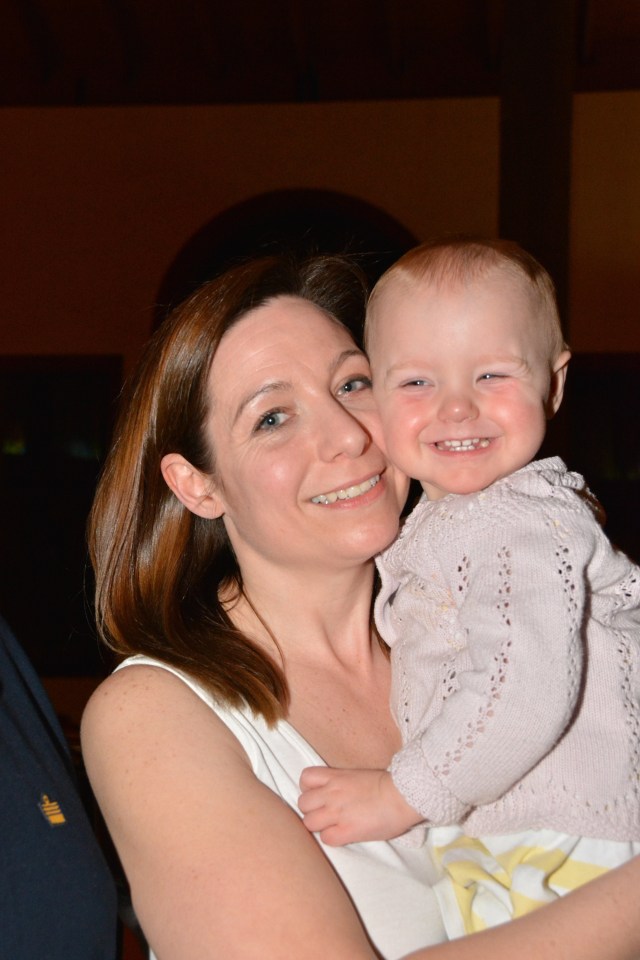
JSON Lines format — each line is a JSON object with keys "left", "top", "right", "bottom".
{"left": 298, "top": 766, "right": 423, "bottom": 846}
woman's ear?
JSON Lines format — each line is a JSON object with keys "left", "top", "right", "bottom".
{"left": 160, "top": 453, "right": 225, "bottom": 519}
{"left": 546, "top": 349, "right": 571, "bottom": 418}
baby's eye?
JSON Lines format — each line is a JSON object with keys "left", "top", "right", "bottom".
{"left": 401, "top": 378, "right": 430, "bottom": 388}
{"left": 255, "top": 409, "right": 289, "bottom": 432}
{"left": 478, "top": 373, "right": 506, "bottom": 381}
{"left": 337, "top": 375, "right": 372, "bottom": 397}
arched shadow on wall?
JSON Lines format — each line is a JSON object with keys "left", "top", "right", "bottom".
{"left": 154, "top": 188, "right": 418, "bottom": 334}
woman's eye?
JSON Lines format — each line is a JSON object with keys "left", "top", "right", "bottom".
{"left": 478, "top": 373, "right": 506, "bottom": 381}
{"left": 337, "top": 375, "right": 372, "bottom": 397}
{"left": 255, "top": 410, "right": 289, "bottom": 432}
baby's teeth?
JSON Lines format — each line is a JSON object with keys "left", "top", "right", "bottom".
{"left": 437, "top": 437, "right": 491, "bottom": 451}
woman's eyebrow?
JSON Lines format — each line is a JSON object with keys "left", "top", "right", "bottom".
{"left": 233, "top": 380, "right": 291, "bottom": 426}
{"left": 330, "top": 348, "right": 367, "bottom": 375}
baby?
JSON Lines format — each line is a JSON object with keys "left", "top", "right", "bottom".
{"left": 299, "top": 238, "right": 640, "bottom": 935}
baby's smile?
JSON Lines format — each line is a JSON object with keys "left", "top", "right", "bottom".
{"left": 433, "top": 438, "right": 492, "bottom": 452}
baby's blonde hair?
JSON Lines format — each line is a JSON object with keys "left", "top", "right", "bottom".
{"left": 366, "top": 237, "right": 569, "bottom": 362}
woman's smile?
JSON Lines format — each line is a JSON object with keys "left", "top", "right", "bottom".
{"left": 311, "top": 473, "right": 381, "bottom": 505}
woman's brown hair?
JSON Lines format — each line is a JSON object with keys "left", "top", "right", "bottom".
{"left": 89, "top": 254, "right": 368, "bottom": 723}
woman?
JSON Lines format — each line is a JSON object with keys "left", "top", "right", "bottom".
{"left": 82, "top": 254, "right": 640, "bottom": 960}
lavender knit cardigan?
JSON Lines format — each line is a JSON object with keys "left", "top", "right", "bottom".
{"left": 376, "top": 457, "right": 640, "bottom": 841}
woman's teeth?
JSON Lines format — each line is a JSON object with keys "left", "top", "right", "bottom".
{"left": 435, "top": 438, "right": 490, "bottom": 451}
{"left": 311, "top": 474, "right": 380, "bottom": 504}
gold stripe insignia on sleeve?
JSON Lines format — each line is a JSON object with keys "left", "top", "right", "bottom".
{"left": 38, "top": 794, "right": 67, "bottom": 826}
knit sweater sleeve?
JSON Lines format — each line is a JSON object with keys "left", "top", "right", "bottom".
{"left": 390, "top": 478, "right": 595, "bottom": 826}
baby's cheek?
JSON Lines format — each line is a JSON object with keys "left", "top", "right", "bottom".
{"left": 369, "top": 413, "right": 390, "bottom": 456}
{"left": 355, "top": 399, "right": 385, "bottom": 453}
{"left": 388, "top": 462, "right": 411, "bottom": 510}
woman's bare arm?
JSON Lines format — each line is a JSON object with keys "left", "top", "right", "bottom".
{"left": 410, "top": 854, "right": 640, "bottom": 960}
{"left": 81, "top": 665, "right": 383, "bottom": 960}
{"left": 82, "top": 665, "right": 640, "bottom": 960}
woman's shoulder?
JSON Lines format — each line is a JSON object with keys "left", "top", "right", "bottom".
{"left": 81, "top": 658, "right": 249, "bottom": 774}
{"left": 84, "top": 655, "right": 199, "bottom": 714}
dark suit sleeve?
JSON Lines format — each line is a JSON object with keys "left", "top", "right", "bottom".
{"left": 0, "top": 616, "right": 119, "bottom": 960}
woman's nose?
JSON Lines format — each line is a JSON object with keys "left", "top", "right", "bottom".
{"left": 317, "top": 402, "right": 370, "bottom": 460}
{"left": 437, "top": 389, "right": 479, "bottom": 423}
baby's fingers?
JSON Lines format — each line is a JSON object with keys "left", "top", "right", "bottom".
{"left": 297, "top": 786, "right": 325, "bottom": 815}
{"left": 299, "top": 765, "right": 330, "bottom": 790}
{"left": 300, "top": 806, "right": 336, "bottom": 835}
{"left": 318, "top": 824, "right": 356, "bottom": 847}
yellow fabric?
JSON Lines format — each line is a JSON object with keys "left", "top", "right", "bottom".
{"left": 429, "top": 827, "right": 638, "bottom": 937}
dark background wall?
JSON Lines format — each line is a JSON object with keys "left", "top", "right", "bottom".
{"left": 0, "top": 1, "right": 638, "bottom": 681}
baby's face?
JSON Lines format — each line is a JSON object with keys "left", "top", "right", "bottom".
{"left": 367, "top": 272, "right": 569, "bottom": 500}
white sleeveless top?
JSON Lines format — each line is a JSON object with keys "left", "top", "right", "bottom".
{"left": 116, "top": 655, "right": 447, "bottom": 959}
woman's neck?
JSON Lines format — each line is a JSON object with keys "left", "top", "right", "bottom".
{"left": 229, "top": 560, "right": 377, "bottom": 667}
{"left": 226, "top": 560, "right": 400, "bottom": 768}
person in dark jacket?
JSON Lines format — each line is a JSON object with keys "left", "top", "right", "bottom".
{"left": 0, "top": 614, "right": 118, "bottom": 959}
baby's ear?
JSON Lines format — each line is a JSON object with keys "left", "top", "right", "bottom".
{"left": 161, "top": 453, "right": 225, "bottom": 519}
{"left": 546, "top": 349, "right": 571, "bottom": 418}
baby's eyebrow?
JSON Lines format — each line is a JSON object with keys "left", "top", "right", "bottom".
{"left": 380, "top": 360, "right": 431, "bottom": 381}
{"left": 477, "top": 353, "right": 527, "bottom": 364}
{"left": 477, "top": 355, "right": 532, "bottom": 372}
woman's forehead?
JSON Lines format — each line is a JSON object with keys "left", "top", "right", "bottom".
{"left": 216, "top": 295, "right": 356, "bottom": 367}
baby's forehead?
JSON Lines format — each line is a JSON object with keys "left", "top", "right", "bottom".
{"left": 372, "top": 260, "right": 544, "bottom": 319}
{"left": 367, "top": 268, "right": 557, "bottom": 360}
{"left": 384, "top": 259, "right": 531, "bottom": 297}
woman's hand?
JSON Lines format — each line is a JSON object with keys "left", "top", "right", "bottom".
{"left": 299, "top": 765, "right": 423, "bottom": 844}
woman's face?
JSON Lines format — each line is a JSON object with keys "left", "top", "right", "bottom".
{"left": 204, "top": 295, "right": 408, "bottom": 578}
